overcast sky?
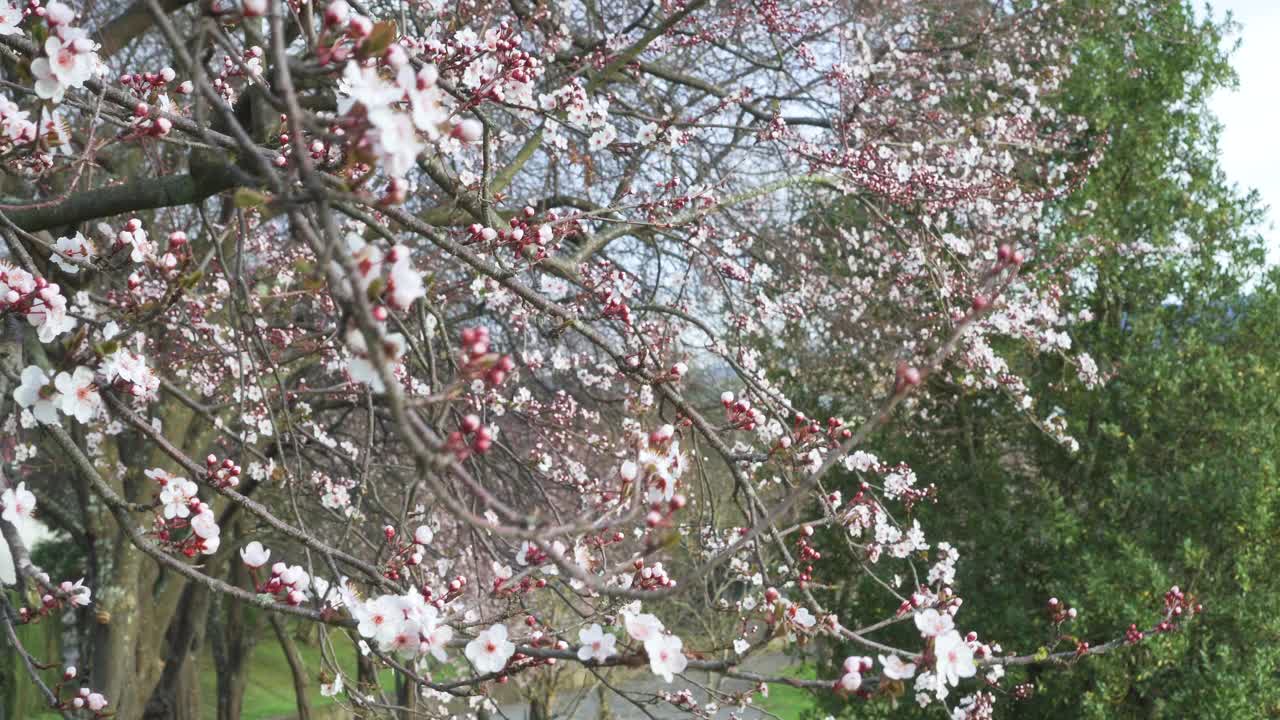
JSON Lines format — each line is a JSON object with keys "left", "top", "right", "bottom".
{"left": 1209, "top": 0, "right": 1280, "bottom": 260}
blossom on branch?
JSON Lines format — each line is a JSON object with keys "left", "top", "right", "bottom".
{"left": 465, "top": 623, "right": 515, "bottom": 674}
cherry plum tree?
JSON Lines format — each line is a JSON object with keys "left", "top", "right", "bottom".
{"left": 0, "top": 0, "right": 1199, "bottom": 717}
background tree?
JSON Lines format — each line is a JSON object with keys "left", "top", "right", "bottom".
{"left": 809, "top": 1, "right": 1279, "bottom": 717}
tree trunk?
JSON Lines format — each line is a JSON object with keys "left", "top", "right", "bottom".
{"left": 269, "top": 614, "right": 313, "bottom": 720}
{"left": 89, "top": 532, "right": 163, "bottom": 718}
{"left": 396, "top": 671, "right": 419, "bottom": 718}
{"left": 144, "top": 581, "right": 213, "bottom": 720}
{"left": 530, "top": 695, "right": 552, "bottom": 720}
{"left": 212, "top": 561, "right": 257, "bottom": 720}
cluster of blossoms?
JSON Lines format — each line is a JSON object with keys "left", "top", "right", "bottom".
{"left": 14, "top": 574, "right": 92, "bottom": 621}
{"left": 28, "top": 1, "right": 100, "bottom": 103}
{"left": 369, "top": 524, "right": 438, "bottom": 579}
{"left": 354, "top": 590, "right": 456, "bottom": 661}
{"left": 105, "top": 218, "right": 157, "bottom": 265}
{"left": 330, "top": 6, "right": 486, "bottom": 201}
{"left": 334, "top": 233, "right": 425, "bottom": 310}
{"left": 240, "top": 542, "right": 353, "bottom": 609}
{"left": 621, "top": 607, "right": 689, "bottom": 683}
{"left": 621, "top": 424, "right": 688, "bottom": 508}
{"left": 454, "top": 325, "right": 514, "bottom": 389}
{"left": 35, "top": 666, "right": 109, "bottom": 717}
{"left": 2, "top": 481, "right": 94, "bottom": 619}
{"left": 113, "top": 66, "right": 183, "bottom": 136}
{"left": 465, "top": 209, "right": 558, "bottom": 262}
{"left": 101, "top": 347, "right": 160, "bottom": 399}
{"left": 445, "top": 413, "right": 495, "bottom": 460}
{"left": 0, "top": 92, "right": 39, "bottom": 150}
{"left": 200, "top": 454, "right": 243, "bottom": 490}
{"left": 13, "top": 366, "right": 99, "bottom": 425}
{"left": 265, "top": 562, "right": 327, "bottom": 606}
{"left": 45, "top": 219, "right": 182, "bottom": 296}
{"left": 145, "top": 468, "right": 220, "bottom": 556}
{"left": 67, "top": 685, "right": 109, "bottom": 715}
{"left": 335, "top": 232, "right": 434, "bottom": 391}
{"left": 721, "top": 391, "right": 767, "bottom": 431}
{"left": 0, "top": 264, "right": 75, "bottom": 342}
{"left": 836, "top": 655, "right": 875, "bottom": 693}
{"left": 909, "top": 608, "right": 993, "bottom": 707}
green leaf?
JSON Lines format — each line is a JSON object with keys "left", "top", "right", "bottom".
{"left": 360, "top": 21, "right": 398, "bottom": 58}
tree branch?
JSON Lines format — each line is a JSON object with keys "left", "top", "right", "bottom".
{"left": 3, "top": 168, "right": 242, "bottom": 233}
{"left": 95, "top": 0, "right": 197, "bottom": 58}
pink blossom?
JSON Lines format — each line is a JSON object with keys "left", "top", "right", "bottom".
{"left": 914, "top": 608, "right": 954, "bottom": 638}
{"left": 644, "top": 633, "right": 687, "bottom": 683}
{"left": 0, "top": 482, "right": 36, "bottom": 524}
{"left": 933, "top": 630, "right": 977, "bottom": 689}
{"left": 465, "top": 624, "right": 515, "bottom": 673}
{"left": 576, "top": 623, "right": 617, "bottom": 663}
{"left": 54, "top": 367, "right": 100, "bottom": 423}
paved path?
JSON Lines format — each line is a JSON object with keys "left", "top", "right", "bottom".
{"left": 264, "top": 653, "right": 809, "bottom": 719}
{"left": 493, "top": 652, "right": 803, "bottom": 719}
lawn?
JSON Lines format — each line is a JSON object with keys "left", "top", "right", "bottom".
{"left": 11, "top": 621, "right": 824, "bottom": 720}
{"left": 15, "top": 622, "right": 379, "bottom": 720}
{"left": 757, "top": 663, "right": 822, "bottom": 720}
{"left": 195, "top": 634, "right": 356, "bottom": 720}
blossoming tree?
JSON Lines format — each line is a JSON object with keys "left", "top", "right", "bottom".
{"left": 0, "top": 0, "right": 1201, "bottom": 717}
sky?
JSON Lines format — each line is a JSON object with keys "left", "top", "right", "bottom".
{"left": 1208, "top": 0, "right": 1280, "bottom": 259}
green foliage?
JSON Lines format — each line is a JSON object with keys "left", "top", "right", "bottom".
{"left": 803, "top": 1, "right": 1280, "bottom": 717}
{"left": 3, "top": 606, "right": 60, "bottom": 720}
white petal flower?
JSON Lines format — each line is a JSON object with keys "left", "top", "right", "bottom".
{"left": 320, "top": 674, "right": 343, "bottom": 697}
{"left": 51, "top": 232, "right": 94, "bottom": 274}
{"left": 190, "top": 507, "right": 219, "bottom": 540}
{"left": 12, "top": 366, "right": 59, "bottom": 425}
{"left": 838, "top": 671, "right": 861, "bottom": 692}
{"left": 576, "top": 623, "right": 617, "bottom": 663}
{"left": 54, "top": 366, "right": 100, "bottom": 423}
{"left": 622, "top": 611, "right": 664, "bottom": 643}
{"left": 789, "top": 605, "right": 817, "bottom": 628}
{"left": 387, "top": 251, "right": 425, "bottom": 310}
{"left": 0, "top": 482, "right": 37, "bottom": 524}
{"left": 61, "top": 578, "right": 91, "bottom": 607}
{"left": 465, "top": 623, "right": 515, "bottom": 674}
{"left": 355, "top": 596, "right": 402, "bottom": 644}
{"left": 0, "top": 2, "right": 23, "bottom": 36}
{"left": 239, "top": 541, "right": 271, "bottom": 568}
{"left": 413, "top": 525, "right": 434, "bottom": 545}
{"left": 644, "top": 633, "right": 687, "bottom": 683}
{"left": 914, "top": 608, "right": 954, "bottom": 638}
{"left": 933, "top": 630, "right": 976, "bottom": 691}
{"left": 420, "top": 612, "right": 453, "bottom": 662}
{"left": 339, "top": 62, "right": 401, "bottom": 114}
{"left": 879, "top": 653, "right": 918, "bottom": 680}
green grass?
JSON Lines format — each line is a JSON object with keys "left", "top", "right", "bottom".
{"left": 196, "top": 635, "right": 345, "bottom": 720}
{"left": 6, "top": 617, "right": 60, "bottom": 720}
{"left": 17, "top": 623, "right": 381, "bottom": 720}
{"left": 14, "top": 621, "right": 821, "bottom": 720}
{"left": 758, "top": 663, "right": 822, "bottom": 720}
{"left": 194, "top": 628, "right": 422, "bottom": 719}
